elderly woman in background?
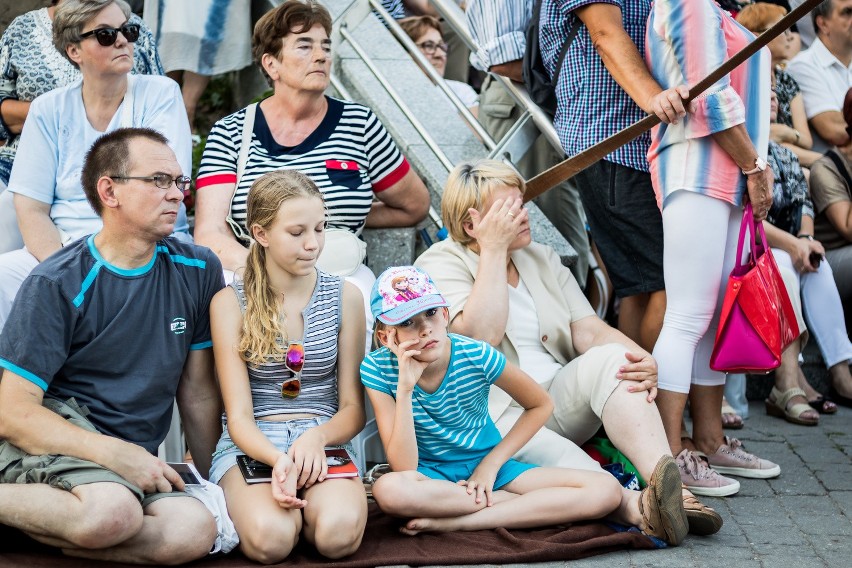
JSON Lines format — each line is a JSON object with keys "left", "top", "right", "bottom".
{"left": 736, "top": 2, "right": 823, "bottom": 168}
{"left": 762, "top": 89, "right": 852, "bottom": 421}
{"left": 645, "top": 0, "right": 780, "bottom": 498}
{"left": 0, "top": 0, "right": 162, "bottom": 253}
{"left": 416, "top": 159, "right": 723, "bottom": 539}
{"left": 398, "top": 16, "right": 478, "bottom": 117}
{"left": 195, "top": 0, "right": 430, "bottom": 312}
{"left": 0, "top": 0, "right": 192, "bottom": 332}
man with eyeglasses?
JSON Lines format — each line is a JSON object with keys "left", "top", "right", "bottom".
{"left": 0, "top": 128, "right": 225, "bottom": 564}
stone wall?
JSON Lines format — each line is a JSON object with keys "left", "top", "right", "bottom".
{"left": 0, "top": 0, "right": 50, "bottom": 35}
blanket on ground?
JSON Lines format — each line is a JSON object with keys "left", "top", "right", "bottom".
{"left": 0, "top": 503, "right": 657, "bottom": 567}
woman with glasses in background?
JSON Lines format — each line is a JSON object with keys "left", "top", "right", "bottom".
{"left": 0, "top": 0, "right": 162, "bottom": 254}
{"left": 399, "top": 15, "right": 479, "bottom": 117}
{"left": 0, "top": 0, "right": 192, "bottom": 334}
{"left": 208, "top": 170, "right": 368, "bottom": 564}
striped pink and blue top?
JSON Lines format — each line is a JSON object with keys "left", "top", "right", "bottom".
{"left": 645, "top": 0, "right": 771, "bottom": 210}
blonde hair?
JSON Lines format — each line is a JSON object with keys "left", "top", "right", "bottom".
{"left": 239, "top": 170, "right": 324, "bottom": 365}
{"left": 442, "top": 159, "right": 525, "bottom": 246}
{"left": 736, "top": 2, "right": 787, "bottom": 33}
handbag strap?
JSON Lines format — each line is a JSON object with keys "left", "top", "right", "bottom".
{"left": 824, "top": 149, "right": 852, "bottom": 190}
{"left": 735, "top": 203, "right": 756, "bottom": 269}
{"left": 225, "top": 103, "right": 258, "bottom": 243}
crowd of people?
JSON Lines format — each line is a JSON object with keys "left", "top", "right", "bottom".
{"left": 0, "top": 0, "right": 849, "bottom": 565}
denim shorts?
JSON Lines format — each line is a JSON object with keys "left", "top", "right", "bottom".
{"left": 209, "top": 416, "right": 360, "bottom": 484}
{"left": 418, "top": 454, "right": 537, "bottom": 490}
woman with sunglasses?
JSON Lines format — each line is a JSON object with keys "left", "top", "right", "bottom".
{"left": 0, "top": 0, "right": 192, "bottom": 333}
{"left": 208, "top": 170, "right": 368, "bottom": 563}
{"left": 0, "top": 0, "right": 162, "bottom": 254}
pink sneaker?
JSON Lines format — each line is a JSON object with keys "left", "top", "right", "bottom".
{"left": 704, "top": 436, "right": 781, "bottom": 479}
{"left": 676, "top": 449, "right": 740, "bottom": 497}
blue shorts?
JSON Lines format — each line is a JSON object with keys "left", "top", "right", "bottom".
{"left": 208, "top": 416, "right": 360, "bottom": 484}
{"left": 418, "top": 457, "right": 537, "bottom": 490}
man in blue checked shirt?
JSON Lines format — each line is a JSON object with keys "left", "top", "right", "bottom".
{"left": 0, "top": 128, "right": 224, "bottom": 564}
{"left": 466, "top": 0, "right": 591, "bottom": 289}
{"left": 540, "top": 0, "right": 688, "bottom": 352}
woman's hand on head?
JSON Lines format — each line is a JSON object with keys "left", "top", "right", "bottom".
{"left": 616, "top": 351, "right": 658, "bottom": 402}
{"left": 272, "top": 453, "right": 307, "bottom": 509}
{"left": 385, "top": 328, "right": 429, "bottom": 393}
{"left": 288, "top": 428, "right": 328, "bottom": 489}
{"left": 467, "top": 197, "right": 527, "bottom": 253}
{"left": 745, "top": 167, "right": 775, "bottom": 222}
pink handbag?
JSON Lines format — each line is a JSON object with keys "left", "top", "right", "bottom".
{"left": 710, "top": 204, "right": 800, "bottom": 373}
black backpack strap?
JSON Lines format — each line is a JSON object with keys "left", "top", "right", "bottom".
{"left": 824, "top": 149, "right": 852, "bottom": 190}
{"left": 551, "top": 17, "right": 581, "bottom": 87}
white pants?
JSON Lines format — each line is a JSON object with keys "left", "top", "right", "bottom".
{"left": 773, "top": 249, "right": 852, "bottom": 368}
{"left": 0, "top": 247, "right": 39, "bottom": 333}
{"left": 655, "top": 191, "right": 743, "bottom": 394}
{"left": 0, "top": 187, "right": 23, "bottom": 254}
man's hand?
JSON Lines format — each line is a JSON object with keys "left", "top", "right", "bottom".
{"left": 646, "top": 85, "right": 689, "bottom": 124}
{"left": 103, "top": 438, "right": 183, "bottom": 493}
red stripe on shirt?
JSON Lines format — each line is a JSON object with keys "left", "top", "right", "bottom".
{"left": 372, "top": 158, "right": 410, "bottom": 192}
{"left": 196, "top": 173, "right": 237, "bottom": 189}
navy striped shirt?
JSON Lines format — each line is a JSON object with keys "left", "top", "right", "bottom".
{"left": 197, "top": 96, "right": 410, "bottom": 236}
{"left": 230, "top": 272, "right": 343, "bottom": 421}
{"left": 540, "top": 0, "right": 652, "bottom": 172}
{"left": 361, "top": 334, "right": 506, "bottom": 464}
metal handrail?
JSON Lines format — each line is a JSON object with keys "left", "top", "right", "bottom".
{"left": 429, "top": 0, "right": 565, "bottom": 156}
{"left": 368, "top": 0, "right": 495, "bottom": 149}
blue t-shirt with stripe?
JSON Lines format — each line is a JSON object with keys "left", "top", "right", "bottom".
{"left": 360, "top": 334, "right": 506, "bottom": 465}
{"left": 0, "top": 234, "right": 224, "bottom": 454}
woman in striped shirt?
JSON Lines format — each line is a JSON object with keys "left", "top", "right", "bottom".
{"left": 195, "top": 0, "right": 429, "bottom": 291}
{"left": 208, "top": 170, "right": 368, "bottom": 563}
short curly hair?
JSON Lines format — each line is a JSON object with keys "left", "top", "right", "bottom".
{"left": 252, "top": 0, "right": 333, "bottom": 87}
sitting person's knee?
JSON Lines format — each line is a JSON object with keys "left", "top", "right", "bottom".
{"left": 371, "top": 471, "right": 418, "bottom": 515}
{"left": 67, "top": 485, "right": 144, "bottom": 549}
{"left": 146, "top": 497, "right": 217, "bottom": 565}
{"left": 311, "top": 509, "right": 365, "bottom": 559}
{"left": 239, "top": 515, "right": 300, "bottom": 564}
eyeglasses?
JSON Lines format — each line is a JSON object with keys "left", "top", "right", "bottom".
{"left": 280, "top": 342, "right": 305, "bottom": 399}
{"left": 79, "top": 23, "right": 140, "bottom": 47}
{"left": 110, "top": 174, "right": 192, "bottom": 192}
{"left": 417, "top": 41, "right": 449, "bottom": 55}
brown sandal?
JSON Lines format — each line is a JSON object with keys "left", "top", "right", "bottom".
{"left": 765, "top": 387, "right": 819, "bottom": 426}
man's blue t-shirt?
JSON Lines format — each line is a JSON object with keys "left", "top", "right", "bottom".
{"left": 0, "top": 235, "right": 224, "bottom": 453}
{"left": 360, "top": 334, "right": 506, "bottom": 465}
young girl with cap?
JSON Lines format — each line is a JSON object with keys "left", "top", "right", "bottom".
{"left": 360, "top": 265, "right": 687, "bottom": 542}
{"left": 208, "top": 170, "right": 367, "bottom": 563}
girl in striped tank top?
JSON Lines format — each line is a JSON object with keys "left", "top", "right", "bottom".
{"left": 208, "top": 170, "right": 368, "bottom": 563}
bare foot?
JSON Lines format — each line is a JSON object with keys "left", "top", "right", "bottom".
{"left": 400, "top": 517, "right": 457, "bottom": 535}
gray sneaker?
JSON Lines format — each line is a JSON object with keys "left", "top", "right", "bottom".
{"left": 676, "top": 448, "right": 740, "bottom": 497}
{"left": 704, "top": 436, "right": 781, "bottom": 479}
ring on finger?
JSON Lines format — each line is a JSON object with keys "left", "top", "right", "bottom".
{"left": 507, "top": 211, "right": 515, "bottom": 218}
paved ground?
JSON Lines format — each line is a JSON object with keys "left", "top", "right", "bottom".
{"left": 417, "top": 401, "right": 852, "bottom": 568}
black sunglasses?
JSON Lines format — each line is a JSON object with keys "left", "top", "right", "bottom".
{"left": 79, "top": 23, "right": 140, "bottom": 47}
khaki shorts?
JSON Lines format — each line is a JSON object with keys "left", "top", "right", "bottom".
{"left": 0, "top": 397, "right": 181, "bottom": 508}
{"left": 495, "top": 343, "right": 628, "bottom": 472}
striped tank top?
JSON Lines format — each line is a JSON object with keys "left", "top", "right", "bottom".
{"left": 229, "top": 271, "right": 343, "bottom": 421}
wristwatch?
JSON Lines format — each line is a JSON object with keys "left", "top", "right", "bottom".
{"left": 742, "top": 157, "right": 768, "bottom": 176}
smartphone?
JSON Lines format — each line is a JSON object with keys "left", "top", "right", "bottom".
{"left": 167, "top": 462, "right": 203, "bottom": 486}
{"left": 809, "top": 251, "right": 822, "bottom": 269}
